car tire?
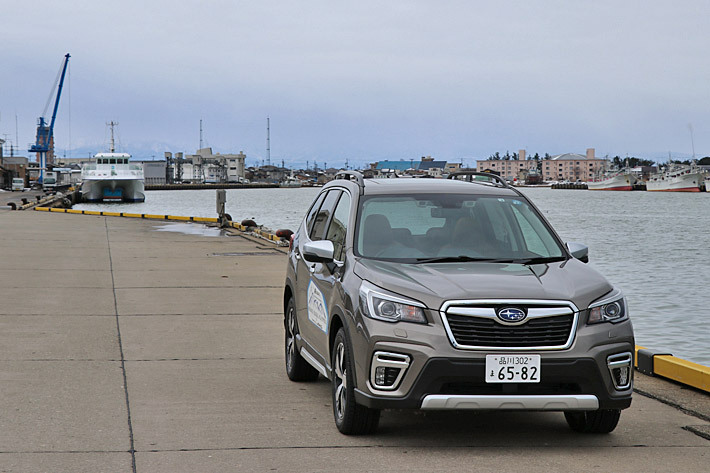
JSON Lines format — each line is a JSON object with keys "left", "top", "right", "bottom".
{"left": 564, "top": 409, "right": 621, "bottom": 433}
{"left": 332, "top": 328, "right": 380, "bottom": 435}
{"left": 284, "top": 298, "right": 319, "bottom": 382}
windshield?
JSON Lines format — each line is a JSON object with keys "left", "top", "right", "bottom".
{"left": 355, "top": 193, "right": 565, "bottom": 262}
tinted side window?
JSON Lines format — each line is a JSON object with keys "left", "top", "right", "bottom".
{"left": 310, "top": 190, "right": 341, "bottom": 241}
{"left": 325, "top": 192, "right": 351, "bottom": 261}
{"left": 304, "top": 192, "right": 327, "bottom": 236}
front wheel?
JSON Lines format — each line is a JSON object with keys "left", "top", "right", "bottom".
{"left": 284, "top": 298, "right": 319, "bottom": 381}
{"left": 564, "top": 409, "right": 621, "bottom": 433}
{"left": 332, "top": 328, "right": 380, "bottom": 435}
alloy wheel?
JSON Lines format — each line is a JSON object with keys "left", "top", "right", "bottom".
{"left": 333, "top": 341, "right": 347, "bottom": 420}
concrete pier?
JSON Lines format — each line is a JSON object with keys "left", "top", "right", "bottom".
{"left": 0, "top": 209, "right": 708, "bottom": 472}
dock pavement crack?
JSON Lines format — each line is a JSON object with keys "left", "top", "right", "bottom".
{"left": 106, "top": 218, "right": 138, "bottom": 473}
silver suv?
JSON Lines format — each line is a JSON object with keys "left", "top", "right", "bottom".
{"left": 283, "top": 171, "right": 634, "bottom": 435}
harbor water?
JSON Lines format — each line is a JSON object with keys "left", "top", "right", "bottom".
{"left": 74, "top": 187, "right": 710, "bottom": 366}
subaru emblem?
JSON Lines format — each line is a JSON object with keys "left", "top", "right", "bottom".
{"left": 497, "top": 307, "right": 527, "bottom": 323}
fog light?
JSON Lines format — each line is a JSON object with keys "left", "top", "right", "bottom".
{"left": 375, "top": 366, "right": 386, "bottom": 386}
{"left": 616, "top": 366, "right": 629, "bottom": 387}
{"left": 374, "top": 366, "right": 401, "bottom": 387}
{"left": 607, "top": 352, "right": 633, "bottom": 390}
{"left": 370, "top": 351, "right": 411, "bottom": 391}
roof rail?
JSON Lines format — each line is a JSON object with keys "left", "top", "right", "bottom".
{"left": 447, "top": 171, "right": 509, "bottom": 188}
{"left": 334, "top": 170, "right": 365, "bottom": 188}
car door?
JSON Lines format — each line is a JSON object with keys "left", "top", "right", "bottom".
{"left": 307, "top": 190, "right": 351, "bottom": 361}
{"left": 295, "top": 189, "right": 342, "bottom": 364}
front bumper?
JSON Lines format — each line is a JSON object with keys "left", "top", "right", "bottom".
{"left": 354, "top": 357, "right": 633, "bottom": 411}
{"left": 421, "top": 394, "right": 599, "bottom": 410}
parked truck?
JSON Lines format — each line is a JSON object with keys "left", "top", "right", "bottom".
{"left": 11, "top": 178, "right": 25, "bottom": 191}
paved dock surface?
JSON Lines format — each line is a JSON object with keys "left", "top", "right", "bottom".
{"left": 0, "top": 209, "right": 708, "bottom": 472}
{"left": 0, "top": 189, "right": 45, "bottom": 208}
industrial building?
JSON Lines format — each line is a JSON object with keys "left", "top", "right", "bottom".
{"left": 165, "top": 148, "right": 246, "bottom": 184}
{"left": 0, "top": 139, "right": 30, "bottom": 189}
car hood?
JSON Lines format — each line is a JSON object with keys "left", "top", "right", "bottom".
{"left": 353, "top": 257, "right": 613, "bottom": 311}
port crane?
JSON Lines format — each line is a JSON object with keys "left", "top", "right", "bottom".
{"left": 29, "top": 53, "right": 70, "bottom": 184}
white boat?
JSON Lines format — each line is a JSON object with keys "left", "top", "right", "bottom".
{"left": 705, "top": 176, "right": 710, "bottom": 192}
{"left": 587, "top": 171, "right": 637, "bottom": 191}
{"left": 81, "top": 152, "right": 145, "bottom": 202}
{"left": 646, "top": 163, "right": 703, "bottom": 192}
{"left": 279, "top": 174, "right": 302, "bottom": 188}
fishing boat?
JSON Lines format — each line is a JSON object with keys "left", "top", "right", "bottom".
{"left": 587, "top": 170, "right": 637, "bottom": 191}
{"left": 704, "top": 175, "right": 710, "bottom": 192}
{"left": 279, "top": 176, "right": 302, "bottom": 188}
{"left": 646, "top": 163, "right": 703, "bottom": 192}
{"left": 80, "top": 122, "right": 145, "bottom": 202}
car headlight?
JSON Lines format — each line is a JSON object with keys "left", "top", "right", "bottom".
{"left": 359, "top": 280, "right": 427, "bottom": 324}
{"left": 588, "top": 288, "right": 628, "bottom": 324}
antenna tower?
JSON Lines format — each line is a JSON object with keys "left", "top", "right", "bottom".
{"left": 266, "top": 116, "right": 271, "bottom": 166}
{"left": 107, "top": 121, "right": 118, "bottom": 152}
{"left": 199, "top": 119, "right": 203, "bottom": 150}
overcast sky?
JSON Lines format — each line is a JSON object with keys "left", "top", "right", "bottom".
{"left": 2, "top": 1, "right": 709, "bottom": 167}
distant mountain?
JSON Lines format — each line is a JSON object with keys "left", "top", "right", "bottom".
{"left": 52, "top": 141, "right": 189, "bottom": 161}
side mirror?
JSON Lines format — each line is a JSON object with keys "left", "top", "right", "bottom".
{"left": 566, "top": 242, "right": 589, "bottom": 263}
{"left": 302, "top": 240, "right": 335, "bottom": 263}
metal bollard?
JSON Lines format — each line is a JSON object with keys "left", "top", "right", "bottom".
{"left": 216, "top": 189, "right": 227, "bottom": 228}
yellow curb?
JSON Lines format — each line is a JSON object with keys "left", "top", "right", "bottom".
{"left": 653, "top": 356, "right": 710, "bottom": 392}
{"left": 635, "top": 345, "right": 709, "bottom": 392}
{"left": 33, "top": 206, "right": 287, "bottom": 245}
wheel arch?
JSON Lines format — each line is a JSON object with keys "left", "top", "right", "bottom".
{"left": 283, "top": 280, "right": 294, "bottom": 315}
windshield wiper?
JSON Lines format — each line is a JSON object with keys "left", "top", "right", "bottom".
{"left": 508, "top": 256, "right": 567, "bottom": 265}
{"left": 413, "top": 255, "right": 567, "bottom": 265}
{"left": 413, "top": 256, "right": 510, "bottom": 264}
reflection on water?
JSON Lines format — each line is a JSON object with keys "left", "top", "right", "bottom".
{"left": 75, "top": 187, "right": 710, "bottom": 365}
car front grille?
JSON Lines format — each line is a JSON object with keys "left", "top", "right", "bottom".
{"left": 441, "top": 301, "right": 578, "bottom": 350}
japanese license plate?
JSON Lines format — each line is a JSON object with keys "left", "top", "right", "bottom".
{"left": 485, "top": 354, "right": 540, "bottom": 383}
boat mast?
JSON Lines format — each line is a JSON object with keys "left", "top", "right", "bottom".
{"left": 688, "top": 124, "right": 696, "bottom": 160}
{"left": 107, "top": 120, "right": 118, "bottom": 153}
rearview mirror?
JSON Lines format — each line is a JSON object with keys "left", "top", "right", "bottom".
{"left": 566, "top": 242, "right": 589, "bottom": 263}
{"left": 303, "top": 240, "right": 335, "bottom": 263}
